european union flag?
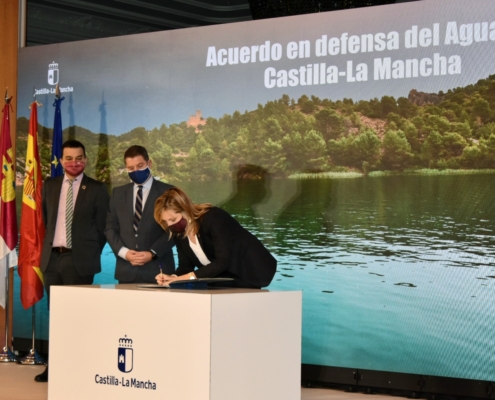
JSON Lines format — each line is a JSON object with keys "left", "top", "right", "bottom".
{"left": 51, "top": 97, "right": 64, "bottom": 177}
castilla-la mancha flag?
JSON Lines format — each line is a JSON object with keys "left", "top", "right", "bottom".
{"left": 18, "top": 102, "right": 46, "bottom": 309}
{"left": 0, "top": 102, "right": 18, "bottom": 309}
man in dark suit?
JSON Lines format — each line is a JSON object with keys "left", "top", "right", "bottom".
{"left": 35, "top": 140, "right": 109, "bottom": 383}
{"left": 105, "top": 145, "right": 175, "bottom": 283}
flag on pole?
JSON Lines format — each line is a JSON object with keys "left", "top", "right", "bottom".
{"left": 0, "top": 100, "right": 18, "bottom": 309}
{"left": 50, "top": 94, "right": 64, "bottom": 178}
{"left": 18, "top": 102, "right": 46, "bottom": 309}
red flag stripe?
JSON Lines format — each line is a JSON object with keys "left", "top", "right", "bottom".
{"left": 0, "top": 103, "right": 18, "bottom": 257}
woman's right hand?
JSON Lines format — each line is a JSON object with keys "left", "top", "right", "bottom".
{"left": 155, "top": 273, "right": 169, "bottom": 286}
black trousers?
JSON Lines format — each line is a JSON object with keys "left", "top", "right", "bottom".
{"left": 118, "top": 266, "right": 160, "bottom": 284}
{"left": 42, "top": 251, "right": 95, "bottom": 362}
{"left": 44, "top": 251, "right": 94, "bottom": 307}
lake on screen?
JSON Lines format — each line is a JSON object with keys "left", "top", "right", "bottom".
{"left": 13, "top": 174, "right": 495, "bottom": 381}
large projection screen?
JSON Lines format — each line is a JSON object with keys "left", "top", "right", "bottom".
{"left": 14, "top": 0, "right": 495, "bottom": 383}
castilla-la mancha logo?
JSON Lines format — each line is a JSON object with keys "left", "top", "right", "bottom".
{"left": 118, "top": 335, "right": 133, "bottom": 373}
{"left": 35, "top": 61, "right": 73, "bottom": 96}
{"left": 48, "top": 61, "right": 59, "bottom": 85}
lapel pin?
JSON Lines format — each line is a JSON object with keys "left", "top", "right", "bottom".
{"left": 82, "top": 185, "right": 86, "bottom": 189}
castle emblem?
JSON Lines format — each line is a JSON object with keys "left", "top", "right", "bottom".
{"left": 118, "top": 335, "right": 133, "bottom": 373}
{"left": 48, "top": 61, "right": 59, "bottom": 85}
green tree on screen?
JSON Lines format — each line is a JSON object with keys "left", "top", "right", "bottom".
{"left": 381, "top": 130, "right": 413, "bottom": 171}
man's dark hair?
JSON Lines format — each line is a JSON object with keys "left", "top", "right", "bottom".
{"left": 62, "top": 140, "right": 86, "bottom": 157}
{"left": 124, "top": 145, "right": 149, "bottom": 161}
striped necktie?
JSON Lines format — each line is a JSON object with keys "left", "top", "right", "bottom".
{"left": 133, "top": 185, "right": 143, "bottom": 233}
{"left": 66, "top": 179, "right": 74, "bottom": 248}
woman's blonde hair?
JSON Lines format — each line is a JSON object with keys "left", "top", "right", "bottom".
{"left": 154, "top": 187, "right": 212, "bottom": 238}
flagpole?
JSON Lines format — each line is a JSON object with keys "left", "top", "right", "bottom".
{"left": 0, "top": 90, "right": 17, "bottom": 363}
{"left": 0, "top": 257, "right": 16, "bottom": 362}
{"left": 17, "top": 96, "right": 46, "bottom": 365}
{"left": 18, "top": 304, "right": 45, "bottom": 365}
{"left": 18, "top": 97, "right": 46, "bottom": 365}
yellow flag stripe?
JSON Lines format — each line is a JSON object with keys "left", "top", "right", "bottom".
{"left": 33, "top": 266, "right": 44, "bottom": 285}
{"left": 1, "top": 147, "right": 16, "bottom": 202}
{"left": 22, "top": 134, "right": 38, "bottom": 210}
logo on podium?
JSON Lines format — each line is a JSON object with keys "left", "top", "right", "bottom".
{"left": 118, "top": 335, "right": 133, "bottom": 373}
{"left": 48, "top": 61, "right": 59, "bottom": 85}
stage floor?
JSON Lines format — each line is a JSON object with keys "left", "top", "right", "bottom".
{"left": 0, "top": 363, "right": 398, "bottom": 400}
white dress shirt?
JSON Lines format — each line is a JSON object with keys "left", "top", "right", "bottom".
{"left": 188, "top": 234, "right": 211, "bottom": 266}
{"left": 52, "top": 172, "right": 84, "bottom": 248}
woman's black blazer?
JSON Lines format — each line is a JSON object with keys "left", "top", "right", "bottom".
{"left": 174, "top": 207, "right": 276, "bottom": 287}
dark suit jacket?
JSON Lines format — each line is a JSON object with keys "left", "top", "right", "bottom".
{"left": 174, "top": 207, "right": 276, "bottom": 288}
{"left": 105, "top": 179, "right": 175, "bottom": 283}
{"left": 40, "top": 174, "right": 110, "bottom": 276}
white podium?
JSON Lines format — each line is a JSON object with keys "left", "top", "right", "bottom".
{"left": 48, "top": 285, "right": 302, "bottom": 400}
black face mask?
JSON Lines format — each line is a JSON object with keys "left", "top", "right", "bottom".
{"left": 169, "top": 217, "right": 187, "bottom": 233}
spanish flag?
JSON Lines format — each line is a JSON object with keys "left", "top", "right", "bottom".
{"left": 18, "top": 102, "right": 46, "bottom": 309}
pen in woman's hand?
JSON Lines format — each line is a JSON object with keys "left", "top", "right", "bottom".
{"left": 159, "top": 262, "right": 163, "bottom": 275}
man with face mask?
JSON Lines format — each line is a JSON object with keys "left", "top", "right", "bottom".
{"left": 105, "top": 145, "right": 175, "bottom": 283}
{"left": 35, "top": 140, "right": 109, "bottom": 383}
